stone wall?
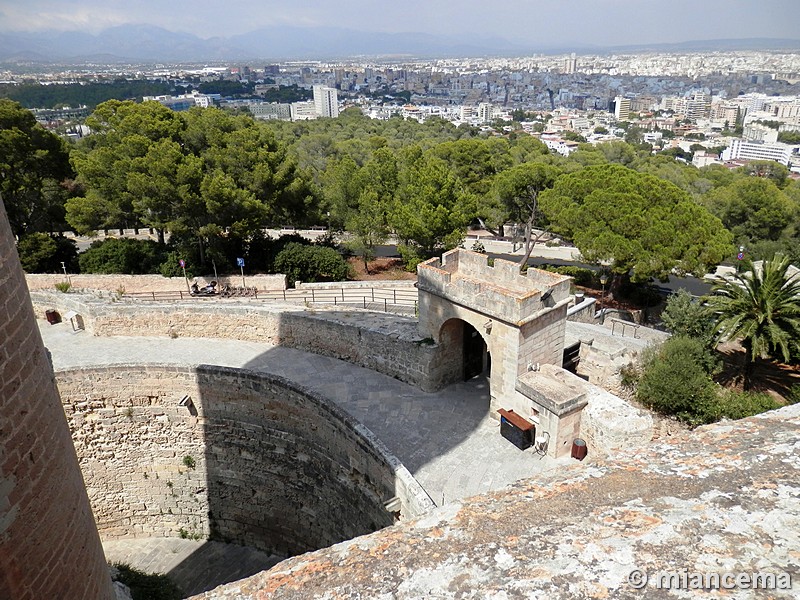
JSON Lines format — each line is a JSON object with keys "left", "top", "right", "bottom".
{"left": 0, "top": 200, "right": 114, "bottom": 599}
{"left": 417, "top": 249, "right": 572, "bottom": 411}
{"left": 566, "top": 296, "right": 598, "bottom": 324}
{"left": 26, "top": 273, "right": 287, "bottom": 294}
{"left": 31, "top": 291, "right": 449, "bottom": 391}
{"left": 56, "top": 365, "right": 432, "bottom": 558}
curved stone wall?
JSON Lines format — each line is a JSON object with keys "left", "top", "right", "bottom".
{"left": 55, "top": 365, "right": 432, "bottom": 558}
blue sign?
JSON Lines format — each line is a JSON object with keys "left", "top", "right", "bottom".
{"left": 737, "top": 252, "right": 744, "bottom": 260}
{"left": 179, "top": 259, "right": 186, "bottom": 268}
{"left": 236, "top": 257, "right": 245, "bottom": 267}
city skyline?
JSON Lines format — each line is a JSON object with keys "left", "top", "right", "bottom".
{"left": 1, "top": 0, "right": 799, "bottom": 50}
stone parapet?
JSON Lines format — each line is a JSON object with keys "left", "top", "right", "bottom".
{"left": 31, "top": 291, "right": 451, "bottom": 392}
{"left": 417, "top": 249, "right": 571, "bottom": 326}
{"left": 26, "top": 272, "right": 287, "bottom": 294}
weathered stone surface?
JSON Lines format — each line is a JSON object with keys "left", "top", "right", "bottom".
{"left": 56, "top": 364, "right": 433, "bottom": 559}
{"left": 0, "top": 199, "right": 114, "bottom": 599}
{"left": 193, "top": 404, "right": 800, "bottom": 599}
{"left": 31, "top": 291, "right": 449, "bottom": 391}
{"left": 26, "top": 273, "right": 287, "bottom": 293}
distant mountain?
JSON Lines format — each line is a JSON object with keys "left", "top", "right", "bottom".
{"left": 603, "top": 37, "right": 800, "bottom": 53}
{"left": 0, "top": 25, "right": 797, "bottom": 63}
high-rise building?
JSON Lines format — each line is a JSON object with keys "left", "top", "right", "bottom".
{"left": 613, "top": 96, "right": 631, "bottom": 121}
{"left": 564, "top": 53, "right": 577, "bottom": 74}
{"left": 313, "top": 85, "right": 339, "bottom": 118}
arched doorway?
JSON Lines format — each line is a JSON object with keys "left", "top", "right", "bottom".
{"left": 439, "top": 318, "right": 491, "bottom": 384}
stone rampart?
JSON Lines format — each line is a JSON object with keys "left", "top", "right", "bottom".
{"left": 418, "top": 249, "right": 571, "bottom": 326}
{"left": 31, "top": 291, "right": 449, "bottom": 391}
{"left": 55, "top": 365, "right": 433, "bottom": 558}
{"left": 0, "top": 200, "right": 114, "bottom": 599}
{"left": 26, "top": 273, "right": 287, "bottom": 293}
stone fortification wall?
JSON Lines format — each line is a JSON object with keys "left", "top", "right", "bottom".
{"left": 26, "top": 273, "right": 287, "bottom": 293}
{"left": 0, "top": 201, "right": 114, "bottom": 599}
{"left": 296, "top": 280, "right": 416, "bottom": 289}
{"left": 31, "top": 291, "right": 449, "bottom": 391}
{"left": 566, "top": 296, "right": 598, "bottom": 324}
{"left": 418, "top": 249, "right": 572, "bottom": 326}
{"left": 56, "top": 365, "right": 431, "bottom": 558}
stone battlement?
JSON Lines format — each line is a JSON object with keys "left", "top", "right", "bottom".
{"left": 417, "top": 248, "right": 571, "bottom": 325}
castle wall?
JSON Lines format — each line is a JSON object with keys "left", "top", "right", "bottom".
{"left": 26, "top": 273, "right": 287, "bottom": 293}
{"left": 0, "top": 200, "right": 114, "bottom": 599}
{"left": 56, "top": 365, "right": 432, "bottom": 558}
{"left": 31, "top": 291, "right": 448, "bottom": 391}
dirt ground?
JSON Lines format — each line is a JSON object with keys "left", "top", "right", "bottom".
{"left": 348, "top": 256, "right": 417, "bottom": 281}
{"left": 714, "top": 340, "right": 800, "bottom": 402}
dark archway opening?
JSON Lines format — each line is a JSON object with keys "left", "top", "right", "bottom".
{"left": 463, "top": 321, "right": 488, "bottom": 381}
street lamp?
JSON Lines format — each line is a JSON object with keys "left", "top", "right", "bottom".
{"left": 599, "top": 272, "right": 609, "bottom": 303}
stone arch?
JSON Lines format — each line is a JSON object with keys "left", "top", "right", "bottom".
{"left": 417, "top": 249, "right": 572, "bottom": 412}
{"left": 438, "top": 317, "right": 492, "bottom": 383}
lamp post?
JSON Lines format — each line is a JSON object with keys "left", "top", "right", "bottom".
{"left": 599, "top": 272, "right": 608, "bottom": 304}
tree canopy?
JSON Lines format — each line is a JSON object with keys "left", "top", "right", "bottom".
{"left": 539, "top": 164, "right": 733, "bottom": 290}
{"left": 0, "top": 99, "right": 74, "bottom": 238}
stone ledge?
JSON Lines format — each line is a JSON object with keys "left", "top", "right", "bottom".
{"left": 516, "top": 364, "right": 589, "bottom": 416}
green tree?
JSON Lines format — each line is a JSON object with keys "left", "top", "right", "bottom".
{"left": 702, "top": 177, "right": 794, "bottom": 244}
{"left": 0, "top": 99, "right": 74, "bottom": 237}
{"left": 661, "top": 289, "right": 716, "bottom": 345}
{"left": 705, "top": 254, "right": 800, "bottom": 390}
{"left": 540, "top": 164, "right": 733, "bottom": 297}
{"left": 391, "top": 148, "right": 474, "bottom": 266}
{"left": 16, "top": 233, "right": 78, "bottom": 273}
{"left": 78, "top": 238, "right": 167, "bottom": 274}
{"left": 492, "top": 162, "right": 560, "bottom": 266}
{"left": 274, "top": 242, "right": 349, "bottom": 287}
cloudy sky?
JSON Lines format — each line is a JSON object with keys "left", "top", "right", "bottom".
{"left": 1, "top": 0, "right": 797, "bottom": 46}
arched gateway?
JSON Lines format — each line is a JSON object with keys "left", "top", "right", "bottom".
{"left": 417, "top": 249, "right": 572, "bottom": 418}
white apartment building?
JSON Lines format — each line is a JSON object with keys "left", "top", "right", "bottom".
{"left": 250, "top": 102, "right": 292, "bottom": 121}
{"left": 290, "top": 101, "right": 318, "bottom": 121}
{"left": 313, "top": 85, "right": 339, "bottom": 118}
{"left": 722, "top": 138, "right": 799, "bottom": 165}
{"left": 743, "top": 124, "right": 779, "bottom": 144}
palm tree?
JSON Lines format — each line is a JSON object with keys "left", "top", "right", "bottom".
{"left": 705, "top": 254, "right": 800, "bottom": 390}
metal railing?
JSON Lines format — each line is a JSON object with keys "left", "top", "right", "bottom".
{"left": 125, "top": 286, "right": 419, "bottom": 314}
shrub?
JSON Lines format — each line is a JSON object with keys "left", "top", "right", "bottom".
{"left": 159, "top": 250, "right": 194, "bottom": 278}
{"left": 661, "top": 289, "right": 715, "bottom": 344}
{"left": 79, "top": 238, "right": 167, "bottom": 274}
{"left": 636, "top": 336, "right": 721, "bottom": 426}
{"left": 54, "top": 282, "right": 72, "bottom": 293}
{"left": 111, "top": 563, "right": 183, "bottom": 600}
{"left": 713, "top": 389, "right": 782, "bottom": 420}
{"left": 274, "top": 242, "right": 349, "bottom": 287}
{"left": 17, "top": 233, "right": 78, "bottom": 273}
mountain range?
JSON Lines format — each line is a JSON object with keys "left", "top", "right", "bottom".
{"left": 1, "top": 24, "right": 799, "bottom": 63}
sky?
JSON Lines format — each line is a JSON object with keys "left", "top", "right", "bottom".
{"left": 1, "top": 0, "right": 798, "bottom": 47}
